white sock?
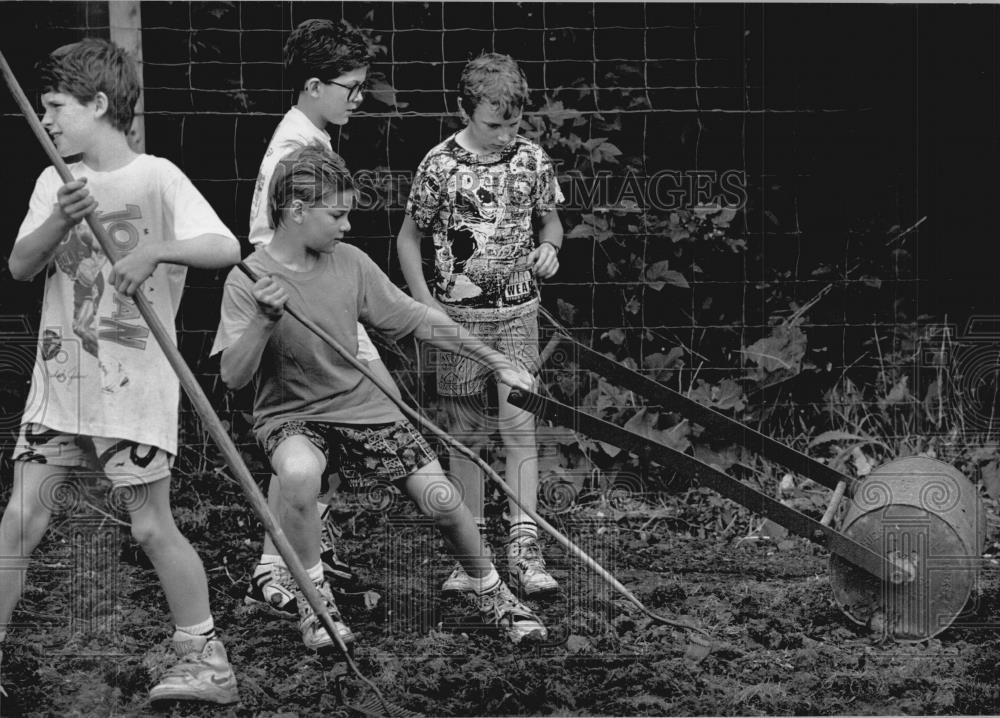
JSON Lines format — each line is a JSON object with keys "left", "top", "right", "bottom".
{"left": 509, "top": 521, "right": 538, "bottom": 542}
{"left": 173, "top": 617, "right": 216, "bottom": 654}
{"left": 175, "top": 616, "right": 215, "bottom": 637}
{"left": 259, "top": 553, "right": 284, "bottom": 568}
{"left": 307, "top": 561, "right": 325, "bottom": 583}
{"left": 469, "top": 567, "right": 501, "bottom": 595}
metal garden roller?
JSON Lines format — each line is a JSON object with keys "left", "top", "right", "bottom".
{"left": 508, "top": 306, "right": 986, "bottom": 641}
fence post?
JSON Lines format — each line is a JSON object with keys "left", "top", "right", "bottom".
{"left": 108, "top": 0, "right": 145, "bottom": 153}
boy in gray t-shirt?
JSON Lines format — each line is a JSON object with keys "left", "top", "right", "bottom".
{"left": 213, "top": 144, "right": 549, "bottom": 649}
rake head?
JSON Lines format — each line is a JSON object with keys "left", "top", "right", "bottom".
{"left": 331, "top": 665, "right": 423, "bottom": 718}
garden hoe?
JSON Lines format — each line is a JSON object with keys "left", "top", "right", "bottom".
{"left": 0, "top": 49, "right": 412, "bottom": 718}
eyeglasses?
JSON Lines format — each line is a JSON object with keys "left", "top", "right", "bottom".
{"left": 325, "top": 79, "right": 367, "bottom": 102}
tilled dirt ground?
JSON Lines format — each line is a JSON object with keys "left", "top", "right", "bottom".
{"left": 2, "top": 480, "right": 1000, "bottom": 717}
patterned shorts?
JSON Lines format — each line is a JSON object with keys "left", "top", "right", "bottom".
{"left": 436, "top": 307, "right": 539, "bottom": 397}
{"left": 13, "top": 422, "right": 173, "bottom": 485}
{"left": 263, "top": 419, "right": 437, "bottom": 491}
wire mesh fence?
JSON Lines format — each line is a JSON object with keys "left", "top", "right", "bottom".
{"left": 0, "top": 2, "right": 931, "bottom": 465}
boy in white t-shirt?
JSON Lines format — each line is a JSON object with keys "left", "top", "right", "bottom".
{"left": 0, "top": 39, "right": 240, "bottom": 706}
{"left": 243, "top": 18, "right": 395, "bottom": 616}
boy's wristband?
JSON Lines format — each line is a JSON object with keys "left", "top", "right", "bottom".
{"left": 540, "top": 240, "right": 561, "bottom": 253}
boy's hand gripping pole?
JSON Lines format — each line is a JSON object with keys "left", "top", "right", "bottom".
{"left": 237, "top": 262, "right": 706, "bottom": 637}
{"left": 0, "top": 50, "right": 358, "bottom": 670}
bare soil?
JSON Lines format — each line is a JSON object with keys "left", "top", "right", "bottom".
{"left": 1, "top": 471, "right": 999, "bottom": 718}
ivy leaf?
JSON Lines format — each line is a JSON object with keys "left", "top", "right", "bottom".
{"left": 560, "top": 134, "right": 584, "bottom": 153}
{"left": 878, "top": 376, "right": 911, "bottom": 410}
{"left": 624, "top": 408, "right": 660, "bottom": 439}
{"left": 742, "top": 323, "right": 807, "bottom": 374}
{"left": 645, "top": 260, "right": 690, "bottom": 290}
{"left": 624, "top": 409, "right": 691, "bottom": 453}
{"left": 688, "top": 379, "right": 712, "bottom": 407}
{"left": 713, "top": 378, "right": 746, "bottom": 411}
{"left": 540, "top": 99, "right": 582, "bottom": 125}
{"left": 643, "top": 347, "right": 684, "bottom": 379}
{"left": 583, "top": 136, "right": 609, "bottom": 150}
{"left": 590, "top": 140, "right": 622, "bottom": 165}
{"left": 569, "top": 213, "right": 613, "bottom": 242}
{"left": 602, "top": 328, "right": 626, "bottom": 345}
{"left": 693, "top": 444, "right": 738, "bottom": 471}
{"left": 689, "top": 379, "right": 744, "bottom": 412}
{"left": 367, "top": 77, "right": 408, "bottom": 109}
{"left": 625, "top": 297, "right": 641, "bottom": 315}
{"left": 712, "top": 207, "right": 737, "bottom": 226}
{"left": 556, "top": 298, "right": 577, "bottom": 324}
{"left": 658, "top": 422, "right": 692, "bottom": 453}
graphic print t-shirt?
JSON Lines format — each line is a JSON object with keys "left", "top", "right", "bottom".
{"left": 15, "top": 155, "right": 235, "bottom": 454}
{"left": 406, "top": 135, "right": 563, "bottom": 320}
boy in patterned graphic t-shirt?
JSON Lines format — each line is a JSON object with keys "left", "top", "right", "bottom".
{"left": 0, "top": 39, "right": 239, "bottom": 706}
{"left": 397, "top": 52, "right": 565, "bottom": 599}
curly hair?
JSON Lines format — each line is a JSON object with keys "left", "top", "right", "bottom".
{"left": 39, "top": 38, "right": 140, "bottom": 133}
{"left": 458, "top": 52, "right": 529, "bottom": 119}
{"left": 269, "top": 142, "right": 356, "bottom": 229}
{"left": 284, "top": 19, "right": 370, "bottom": 91}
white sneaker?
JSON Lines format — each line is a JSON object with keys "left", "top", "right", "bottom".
{"left": 471, "top": 581, "right": 548, "bottom": 644}
{"left": 441, "top": 562, "right": 476, "bottom": 594}
{"left": 244, "top": 563, "right": 297, "bottom": 618}
{"left": 295, "top": 578, "right": 355, "bottom": 652}
{"left": 442, "top": 535, "right": 493, "bottom": 595}
{"left": 149, "top": 638, "right": 240, "bottom": 705}
{"left": 507, "top": 537, "right": 559, "bottom": 597}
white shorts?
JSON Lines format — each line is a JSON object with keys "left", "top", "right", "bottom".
{"left": 13, "top": 423, "right": 173, "bottom": 485}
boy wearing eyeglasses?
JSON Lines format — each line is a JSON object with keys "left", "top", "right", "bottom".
{"left": 244, "top": 17, "right": 389, "bottom": 619}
